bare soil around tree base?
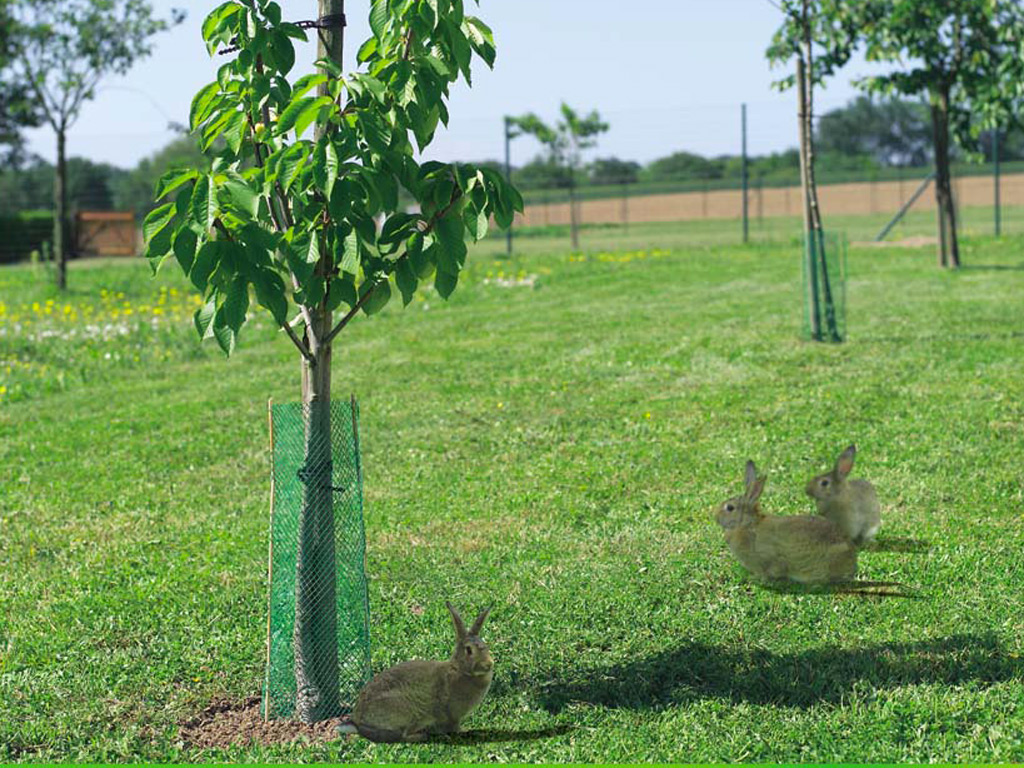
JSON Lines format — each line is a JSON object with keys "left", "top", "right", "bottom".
{"left": 178, "top": 696, "right": 352, "bottom": 750}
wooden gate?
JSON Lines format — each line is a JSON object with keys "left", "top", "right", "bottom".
{"left": 75, "top": 211, "right": 138, "bottom": 257}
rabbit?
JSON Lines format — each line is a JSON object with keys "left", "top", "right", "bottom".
{"left": 715, "top": 460, "right": 858, "bottom": 584}
{"left": 344, "top": 602, "right": 494, "bottom": 743}
{"left": 805, "top": 444, "right": 881, "bottom": 547}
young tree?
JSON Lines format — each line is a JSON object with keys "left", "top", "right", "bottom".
{"left": 509, "top": 104, "right": 608, "bottom": 250}
{"left": 144, "top": 0, "right": 521, "bottom": 723}
{"left": 853, "top": 0, "right": 1024, "bottom": 268}
{"left": 768, "top": 0, "right": 857, "bottom": 341}
{"left": 9, "top": 0, "right": 184, "bottom": 289}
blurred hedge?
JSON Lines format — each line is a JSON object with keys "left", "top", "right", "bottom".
{"left": 0, "top": 211, "right": 53, "bottom": 265}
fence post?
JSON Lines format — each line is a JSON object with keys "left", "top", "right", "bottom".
{"left": 741, "top": 103, "right": 749, "bottom": 244}
{"left": 994, "top": 129, "right": 1002, "bottom": 237}
{"left": 504, "top": 116, "right": 514, "bottom": 256}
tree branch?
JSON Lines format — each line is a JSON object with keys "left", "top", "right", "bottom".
{"left": 212, "top": 219, "right": 314, "bottom": 362}
{"left": 323, "top": 185, "right": 464, "bottom": 347}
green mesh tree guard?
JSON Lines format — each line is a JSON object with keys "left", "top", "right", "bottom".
{"left": 263, "top": 398, "right": 372, "bottom": 721}
{"left": 802, "top": 230, "right": 847, "bottom": 343}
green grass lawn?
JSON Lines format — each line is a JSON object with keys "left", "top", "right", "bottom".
{"left": 1, "top": 223, "right": 1023, "bottom": 762}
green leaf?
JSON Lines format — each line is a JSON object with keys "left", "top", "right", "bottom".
{"left": 435, "top": 268, "right": 458, "bottom": 299}
{"left": 359, "top": 112, "right": 392, "bottom": 151}
{"left": 191, "top": 175, "right": 218, "bottom": 232}
{"left": 222, "top": 275, "right": 250, "bottom": 331}
{"left": 144, "top": 226, "right": 174, "bottom": 275}
{"left": 202, "top": 2, "right": 241, "bottom": 45}
{"left": 268, "top": 29, "right": 296, "bottom": 76}
{"left": 222, "top": 178, "right": 260, "bottom": 218}
{"left": 278, "top": 143, "right": 310, "bottom": 193}
{"left": 194, "top": 293, "right": 218, "bottom": 340}
{"left": 223, "top": 111, "right": 247, "bottom": 154}
{"left": 326, "top": 274, "right": 358, "bottom": 312}
{"left": 464, "top": 204, "right": 488, "bottom": 241}
{"left": 286, "top": 233, "right": 319, "bottom": 286}
{"left": 143, "top": 203, "right": 176, "bottom": 244}
{"left": 252, "top": 268, "right": 288, "bottom": 324}
{"left": 357, "top": 37, "right": 378, "bottom": 63}
{"left": 369, "top": 0, "right": 388, "bottom": 40}
{"left": 189, "top": 82, "right": 221, "bottom": 131}
{"left": 434, "top": 214, "right": 467, "bottom": 275}
{"left": 191, "top": 241, "right": 224, "bottom": 291}
{"left": 292, "top": 74, "right": 328, "bottom": 99}
{"left": 154, "top": 169, "right": 198, "bottom": 201}
{"left": 411, "top": 241, "right": 437, "bottom": 279}
{"left": 395, "top": 259, "right": 418, "bottom": 306}
{"left": 339, "top": 229, "right": 360, "bottom": 275}
{"left": 360, "top": 278, "right": 391, "bottom": 315}
{"left": 313, "top": 138, "right": 340, "bottom": 199}
{"left": 173, "top": 228, "right": 199, "bottom": 275}
{"left": 213, "top": 321, "right": 237, "bottom": 356}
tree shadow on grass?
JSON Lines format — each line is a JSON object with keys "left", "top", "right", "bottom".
{"left": 537, "top": 634, "right": 1022, "bottom": 713}
{"left": 434, "top": 725, "right": 575, "bottom": 745}
{"left": 959, "top": 263, "right": 1024, "bottom": 271}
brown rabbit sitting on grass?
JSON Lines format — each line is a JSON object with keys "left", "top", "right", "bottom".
{"left": 806, "top": 444, "right": 882, "bottom": 547}
{"left": 343, "top": 602, "right": 493, "bottom": 743}
{"left": 715, "top": 461, "right": 858, "bottom": 584}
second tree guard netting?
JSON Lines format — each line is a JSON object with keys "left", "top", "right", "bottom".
{"left": 264, "top": 398, "right": 372, "bottom": 722}
{"left": 802, "top": 230, "right": 847, "bottom": 343}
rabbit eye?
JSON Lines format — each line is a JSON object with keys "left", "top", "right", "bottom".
{"left": 820, "top": 479, "right": 829, "bottom": 487}
{"left": 725, "top": 504, "right": 735, "bottom": 512}
{"left": 465, "top": 646, "right": 472, "bottom": 656}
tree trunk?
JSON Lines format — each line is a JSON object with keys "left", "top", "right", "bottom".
{"left": 54, "top": 127, "right": 69, "bottom": 291}
{"left": 930, "top": 89, "right": 960, "bottom": 268}
{"left": 568, "top": 167, "right": 579, "bottom": 251}
{"left": 293, "top": 0, "right": 344, "bottom": 724}
{"left": 797, "top": 1, "right": 839, "bottom": 341}
{"left": 797, "top": 54, "right": 821, "bottom": 340}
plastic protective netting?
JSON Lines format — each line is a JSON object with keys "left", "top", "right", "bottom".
{"left": 802, "top": 230, "right": 847, "bottom": 343}
{"left": 263, "top": 398, "right": 371, "bottom": 721}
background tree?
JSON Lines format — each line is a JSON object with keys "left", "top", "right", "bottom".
{"left": 0, "top": 0, "right": 38, "bottom": 167}
{"left": 145, "top": 0, "right": 521, "bottom": 722}
{"left": 509, "top": 104, "right": 608, "bottom": 250}
{"left": 853, "top": 0, "right": 1024, "bottom": 268}
{"left": 514, "top": 154, "right": 572, "bottom": 190}
{"left": 817, "top": 95, "right": 932, "bottom": 167}
{"left": 9, "top": 0, "right": 184, "bottom": 289}
{"left": 588, "top": 157, "right": 640, "bottom": 186}
{"left": 644, "top": 151, "right": 722, "bottom": 183}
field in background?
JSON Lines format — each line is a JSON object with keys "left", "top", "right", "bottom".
{"left": 1, "top": 225, "right": 1023, "bottom": 762}
{"left": 479, "top": 203, "right": 1021, "bottom": 257}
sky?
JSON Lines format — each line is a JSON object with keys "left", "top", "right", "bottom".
{"left": 20, "top": 0, "right": 895, "bottom": 171}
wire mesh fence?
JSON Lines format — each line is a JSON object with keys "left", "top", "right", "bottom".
{"left": 264, "top": 397, "right": 372, "bottom": 722}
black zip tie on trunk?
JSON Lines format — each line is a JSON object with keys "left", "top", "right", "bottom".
{"left": 218, "top": 14, "right": 347, "bottom": 56}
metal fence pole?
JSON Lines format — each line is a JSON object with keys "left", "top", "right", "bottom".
{"left": 741, "top": 103, "right": 749, "bottom": 244}
{"left": 994, "top": 129, "right": 1002, "bottom": 237}
{"left": 504, "top": 116, "right": 513, "bottom": 256}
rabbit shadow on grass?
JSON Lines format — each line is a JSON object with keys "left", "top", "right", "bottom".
{"left": 433, "top": 724, "right": 575, "bottom": 745}
{"left": 537, "top": 633, "right": 1022, "bottom": 713}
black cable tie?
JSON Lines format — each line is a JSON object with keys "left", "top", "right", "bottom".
{"left": 296, "top": 463, "right": 348, "bottom": 494}
{"left": 218, "top": 15, "right": 347, "bottom": 56}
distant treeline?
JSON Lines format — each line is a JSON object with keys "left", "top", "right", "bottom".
{"left": 0, "top": 96, "right": 1019, "bottom": 216}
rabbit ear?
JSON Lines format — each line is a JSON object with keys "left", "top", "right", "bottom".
{"left": 446, "top": 601, "right": 467, "bottom": 640}
{"left": 469, "top": 606, "right": 491, "bottom": 636}
{"left": 835, "top": 445, "right": 856, "bottom": 478}
{"left": 745, "top": 475, "right": 766, "bottom": 504}
{"left": 744, "top": 460, "right": 757, "bottom": 488}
